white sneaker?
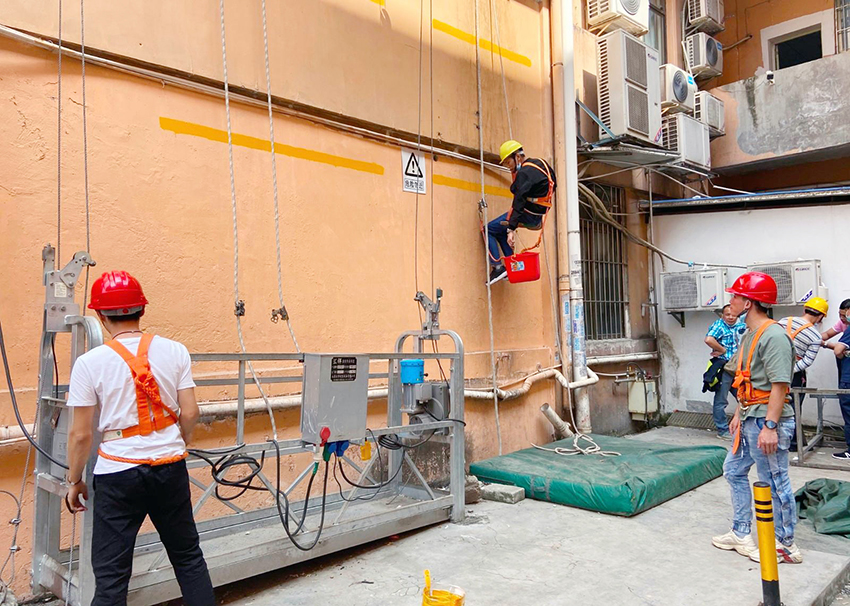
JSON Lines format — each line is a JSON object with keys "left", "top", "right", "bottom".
{"left": 747, "top": 539, "right": 803, "bottom": 564}
{"left": 712, "top": 530, "right": 758, "bottom": 559}
{"left": 776, "top": 541, "right": 803, "bottom": 564}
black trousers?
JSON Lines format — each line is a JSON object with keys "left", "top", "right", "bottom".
{"left": 91, "top": 460, "right": 215, "bottom": 606}
{"left": 790, "top": 370, "right": 807, "bottom": 450}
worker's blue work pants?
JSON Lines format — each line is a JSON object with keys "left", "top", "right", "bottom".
{"left": 839, "top": 380, "right": 850, "bottom": 450}
{"left": 712, "top": 370, "right": 733, "bottom": 435}
{"left": 91, "top": 460, "right": 215, "bottom": 606}
{"left": 486, "top": 212, "right": 542, "bottom": 266}
{"left": 723, "top": 416, "right": 797, "bottom": 546}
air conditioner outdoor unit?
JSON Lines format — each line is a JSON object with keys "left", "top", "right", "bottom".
{"left": 687, "top": 32, "right": 723, "bottom": 78}
{"left": 746, "top": 260, "right": 823, "bottom": 306}
{"left": 661, "top": 113, "right": 711, "bottom": 170}
{"left": 687, "top": 0, "right": 725, "bottom": 33}
{"left": 588, "top": 0, "right": 650, "bottom": 36}
{"left": 597, "top": 30, "right": 662, "bottom": 145}
{"left": 661, "top": 268, "right": 728, "bottom": 312}
{"left": 660, "top": 64, "right": 696, "bottom": 114}
{"left": 694, "top": 90, "right": 725, "bottom": 137}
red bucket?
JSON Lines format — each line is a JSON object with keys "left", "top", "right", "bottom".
{"left": 505, "top": 251, "right": 540, "bottom": 283}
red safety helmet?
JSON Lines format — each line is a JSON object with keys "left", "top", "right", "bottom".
{"left": 725, "top": 271, "right": 778, "bottom": 305}
{"left": 88, "top": 271, "right": 149, "bottom": 315}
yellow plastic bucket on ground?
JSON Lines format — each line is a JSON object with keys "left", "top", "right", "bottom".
{"left": 422, "top": 570, "right": 465, "bottom": 606}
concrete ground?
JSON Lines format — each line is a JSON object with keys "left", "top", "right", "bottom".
{"left": 206, "top": 426, "right": 850, "bottom": 606}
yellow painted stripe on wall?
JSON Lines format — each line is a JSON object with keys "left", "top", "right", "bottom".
{"left": 433, "top": 174, "right": 512, "bottom": 198}
{"left": 159, "top": 117, "right": 385, "bottom": 175}
{"left": 432, "top": 19, "right": 532, "bottom": 67}
{"left": 369, "top": 0, "right": 385, "bottom": 5}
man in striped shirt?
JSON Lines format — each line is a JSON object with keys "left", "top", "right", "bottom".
{"left": 778, "top": 297, "right": 828, "bottom": 451}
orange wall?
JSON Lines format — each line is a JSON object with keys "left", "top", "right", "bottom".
{"left": 0, "top": 1, "right": 565, "bottom": 595}
{"left": 713, "top": 0, "right": 834, "bottom": 86}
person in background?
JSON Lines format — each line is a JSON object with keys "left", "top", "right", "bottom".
{"left": 778, "top": 297, "right": 828, "bottom": 451}
{"left": 831, "top": 326, "right": 850, "bottom": 460}
{"left": 705, "top": 304, "right": 747, "bottom": 439}
{"left": 822, "top": 298, "right": 850, "bottom": 351}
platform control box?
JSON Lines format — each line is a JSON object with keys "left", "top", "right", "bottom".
{"left": 300, "top": 354, "right": 370, "bottom": 444}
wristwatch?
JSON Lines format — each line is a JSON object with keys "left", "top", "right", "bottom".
{"left": 764, "top": 420, "right": 778, "bottom": 430}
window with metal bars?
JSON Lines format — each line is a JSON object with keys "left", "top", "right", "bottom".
{"left": 838, "top": 0, "right": 850, "bottom": 53}
{"left": 580, "top": 184, "right": 629, "bottom": 341}
{"left": 644, "top": 0, "right": 667, "bottom": 63}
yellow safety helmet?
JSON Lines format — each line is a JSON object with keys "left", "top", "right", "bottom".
{"left": 804, "top": 296, "right": 829, "bottom": 316}
{"left": 499, "top": 140, "right": 523, "bottom": 164}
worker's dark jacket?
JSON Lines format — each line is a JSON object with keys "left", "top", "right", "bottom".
{"left": 508, "top": 158, "right": 556, "bottom": 230}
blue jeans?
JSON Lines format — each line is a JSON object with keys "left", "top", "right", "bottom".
{"left": 723, "top": 416, "right": 797, "bottom": 546}
{"left": 486, "top": 212, "right": 542, "bottom": 266}
{"left": 839, "top": 381, "right": 850, "bottom": 450}
{"left": 712, "top": 371, "right": 733, "bottom": 434}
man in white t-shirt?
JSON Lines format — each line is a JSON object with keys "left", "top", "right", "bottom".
{"left": 65, "top": 271, "right": 214, "bottom": 606}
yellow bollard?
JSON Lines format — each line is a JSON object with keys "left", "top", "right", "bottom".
{"left": 753, "top": 482, "right": 780, "bottom": 606}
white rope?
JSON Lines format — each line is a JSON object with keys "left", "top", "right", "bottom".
{"left": 219, "top": 0, "right": 279, "bottom": 441}
{"left": 429, "top": 0, "right": 435, "bottom": 298}
{"left": 260, "top": 0, "right": 300, "bottom": 353}
{"left": 490, "top": 0, "right": 512, "bottom": 139}
{"left": 56, "top": 0, "right": 63, "bottom": 263}
{"left": 474, "top": 0, "right": 503, "bottom": 456}
{"left": 64, "top": 512, "right": 76, "bottom": 606}
{"left": 0, "top": 379, "right": 47, "bottom": 602}
{"left": 531, "top": 435, "right": 621, "bottom": 457}
{"left": 413, "top": 0, "right": 423, "bottom": 309}
{"left": 80, "top": 0, "right": 91, "bottom": 313}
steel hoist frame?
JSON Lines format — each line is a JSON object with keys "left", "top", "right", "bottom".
{"left": 30, "top": 258, "right": 466, "bottom": 605}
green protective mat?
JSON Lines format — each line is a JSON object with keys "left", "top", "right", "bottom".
{"left": 795, "top": 479, "right": 850, "bottom": 538}
{"left": 469, "top": 434, "right": 728, "bottom": 517}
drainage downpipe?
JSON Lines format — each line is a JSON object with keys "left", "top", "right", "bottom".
{"left": 551, "top": 0, "right": 592, "bottom": 433}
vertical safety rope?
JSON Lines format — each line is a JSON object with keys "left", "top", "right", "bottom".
{"left": 414, "top": 0, "right": 423, "bottom": 309}
{"left": 474, "top": 0, "right": 503, "bottom": 455}
{"left": 260, "top": 0, "right": 300, "bottom": 353}
{"left": 490, "top": 0, "right": 512, "bottom": 140}
{"left": 64, "top": 512, "right": 76, "bottom": 606}
{"left": 429, "top": 0, "right": 435, "bottom": 298}
{"left": 80, "top": 0, "right": 91, "bottom": 312}
{"left": 219, "top": 0, "right": 279, "bottom": 441}
{"left": 56, "top": 0, "right": 63, "bottom": 263}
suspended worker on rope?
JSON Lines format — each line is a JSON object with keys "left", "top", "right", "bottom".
{"left": 711, "top": 272, "right": 803, "bottom": 565}
{"left": 65, "top": 271, "right": 215, "bottom": 606}
{"left": 485, "top": 140, "right": 556, "bottom": 285}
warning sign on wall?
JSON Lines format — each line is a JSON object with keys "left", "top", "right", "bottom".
{"left": 401, "top": 149, "right": 426, "bottom": 194}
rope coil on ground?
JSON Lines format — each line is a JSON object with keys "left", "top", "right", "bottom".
{"left": 531, "top": 434, "right": 621, "bottom": 457}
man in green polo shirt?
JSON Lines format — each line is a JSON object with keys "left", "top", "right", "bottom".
{"left": 711, "top": 272, "right": 801, "bottom": 565}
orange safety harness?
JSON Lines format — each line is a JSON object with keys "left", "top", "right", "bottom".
{"left": 732, "top": 320, "right": 790, "bottom": 408}
{"left": 785, "top": 319, "right": 814, "bottom": 361}
{"left": 731, "top": 320, "right": 791, "bottom": 454}
{"left": 97, "top": 334, "right": 187, "bottom": 466}
{"left": 482, "top": 158, "right": 555, "bottom": 263}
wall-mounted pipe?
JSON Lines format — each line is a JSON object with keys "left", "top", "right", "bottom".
{"left": 464, "top": 367, "right": 599, "bottom": 401}
{"left": 586, "top": 352, "right": 659, "bottom": 365}
{"left": 0, "top": 366, "right": 601, "bottom": 446}
{"left": 0, "top": 23, "right": 505, "bottom": 171}
{"left": 540, "top": 403, "right": 573, "bottom": 438}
